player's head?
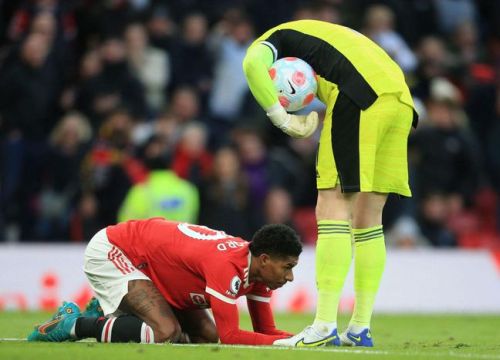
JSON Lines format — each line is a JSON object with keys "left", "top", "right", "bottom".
{"left": 249, "top": 224, "right": 302, "bottom": 290}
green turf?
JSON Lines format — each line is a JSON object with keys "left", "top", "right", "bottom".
{"left": 1, "top": 311, "right": 499, "bottom": 360}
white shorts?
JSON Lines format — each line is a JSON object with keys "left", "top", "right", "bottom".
{"left": 83, "top": 228, "right": 150, "bottom": 316}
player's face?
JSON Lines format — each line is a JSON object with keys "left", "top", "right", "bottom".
{"left": 260, "top": 255, "right": 299, "bottom": 290}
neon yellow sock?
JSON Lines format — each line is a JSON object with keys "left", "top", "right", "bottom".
{"left": 350, "top": 226, "right": 386, "bottom": 329}
{"left": 314, "top": 220, "right": 352, "bottom": 324}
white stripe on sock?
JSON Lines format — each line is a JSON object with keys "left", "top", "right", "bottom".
{"left": 140, "top": 322, "right": 155, "bottom": 344}
{"left": 101, "top": 317, "right": 117, "bottom": 343}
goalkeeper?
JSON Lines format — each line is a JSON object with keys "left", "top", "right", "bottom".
{"left": 243, "top": 20, "right": 418, "bottom": 347}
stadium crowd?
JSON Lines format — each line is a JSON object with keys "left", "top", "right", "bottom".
{"left": 0, "top": 0, "right": 499, "bottom": 248}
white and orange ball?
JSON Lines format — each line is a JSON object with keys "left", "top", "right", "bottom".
{"left": 269, "top": 57, "right": 318, "bottom": 112}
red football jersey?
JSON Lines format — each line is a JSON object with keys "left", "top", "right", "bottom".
{"left": 106, "top": 218, "right": 292, "bottom": 344}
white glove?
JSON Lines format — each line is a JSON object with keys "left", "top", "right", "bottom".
{"left": 266, "top": 104, "right": 318, "bottom": 138}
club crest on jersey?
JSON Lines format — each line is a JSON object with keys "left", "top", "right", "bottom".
{"left": 228, "top": 276, "right": 241, "bottom": 296}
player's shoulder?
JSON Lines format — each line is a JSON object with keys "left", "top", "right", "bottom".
{"left": 202, "top": 240, "right": 250, "bottom": 274}
{"left": 203, "top": 241, "right": 251, "bottom": 298}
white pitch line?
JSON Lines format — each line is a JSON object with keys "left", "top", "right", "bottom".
{"left": 2, "top": 338, "right": 500, "bottom": 360}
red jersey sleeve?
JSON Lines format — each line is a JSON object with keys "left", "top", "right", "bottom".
{"left": 209, "top": 295, "right": 289, "bottom": 345}
{"left": 246, "top": 283, "right": 294, "bottom": 337}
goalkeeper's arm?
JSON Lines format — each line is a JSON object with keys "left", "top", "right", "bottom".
{"left": 242, "top": 43, "right": 318, "bottom": 138}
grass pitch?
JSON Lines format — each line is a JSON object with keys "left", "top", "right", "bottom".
{"left": 1, "top": 311, "right": 499, "bottom": 360}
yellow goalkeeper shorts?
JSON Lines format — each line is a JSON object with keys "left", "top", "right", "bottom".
{"left": 316, "top": 90, "right": 413, "bottom": 197}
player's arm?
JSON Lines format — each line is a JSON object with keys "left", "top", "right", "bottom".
{"left": 246, "top": 296, "right": 293, "bottom": 337}
{"left": 242, "top": 42, "right": 318, "bottom": 138}
{"left": 208, "top": 294, "right": 289, "bottom": 345}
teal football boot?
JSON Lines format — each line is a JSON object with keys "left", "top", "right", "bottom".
{"left": 81, "top": 297, "right": 104, "bottom": 318}
{"left": 27, "top": 301, "right": 81, "bottom": 342}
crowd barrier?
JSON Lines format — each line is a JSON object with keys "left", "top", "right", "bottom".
{"left": 1, "top": 244, "right": 499, "bottom": 313}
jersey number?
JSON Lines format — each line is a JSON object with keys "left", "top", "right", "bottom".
{"left": 177, "top": 223, "right": 232, "bottom": 240}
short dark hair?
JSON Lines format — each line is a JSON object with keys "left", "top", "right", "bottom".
{"left": 249, "top": 224, "right": 302, "bottom": 258}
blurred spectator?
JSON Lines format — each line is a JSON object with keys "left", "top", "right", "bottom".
{"left": 232, "top": 127, "right": 272, "bottom": 230}
{"left": 166, "top": 86, "right": 202, "bottom": 125}
{"left": 80, "top": 109, "right": 146, "bottom": 227}
{"left": 36, "top": 112, "right": 92, "bottom": 240}
{"left": 171, "top": 121, "right": 213, "bottom": 188}
{"left": 434, "top": 0, "right": 477, "bottom": 35}
{"left": 410, "top": 83, "right": 480, "bottom": 202}
{"left": 7, "top": 0, "right": 76, "bottom": 43}
{"left": 75, "top": 35, "right": 147, "bottom": 129}
{"left": 199, "top": 146, "right": 253, "bottom": 238}
{"left": 287, "top": 136, "right": 319, "bottom": 207}
{"left": 124, "top": 22, "right": 170, "bottom": 113}
{"left": 362, "top": 4, "right": 417, "bottom": 74}
{"left": 146, "top": 5, "right": 177, "bottom": 52}
{"left": 131, "top": 110, "right": 181, "bottom": 149}
{"left": 412, "top": 36, "right": 453, "bottom": 102}
{"left": 450, "top": 21, "right": 482, "bottom": 68}
{"left": 60, "top": 48, "right": 102, "bottom": 112}
{"left": 418, "top": 192, "right": 457, "bottom": 247}
{"left": 208, "top": 10, "right": 254, "bottom": 135}
{"left": 169, "top": 13, "right": 213, "bottom": 106}
{"left": 70, "top": 192, "right": 100, "bottom": 241}
{"left": 0, "top": 1, "right": 498, "bottom": 245}
{"left": 312, "top": 3, "right": 343, "bottom": 24}
{"left": 0, "top": 33, "right": 58, "bottom": 240}
{"left": 385, "top": 216, "right": 427, "bottom": 248}
{"left": 118, "top": 134, "right": 199, "bottom": 223}
{"left": 0, "top": 32, "right": 59, "bottom": 138}
{"left": 263, "top": 187, "right": 297, "bottom": 230}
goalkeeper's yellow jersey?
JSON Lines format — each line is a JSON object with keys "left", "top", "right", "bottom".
{"left": 243, "top": 20, "right": 415, "bottom": 113}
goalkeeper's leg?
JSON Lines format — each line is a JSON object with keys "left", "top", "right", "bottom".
{"left": 275, "top": 187, "right": 355, "bottom": 347}
{"left": 313, "top": 187, "right": 355, "bottom": 335}
{"left": 340, "top": 192, "right": 387, "bottom": 347}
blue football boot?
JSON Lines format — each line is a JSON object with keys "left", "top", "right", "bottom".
{"left": 27, "top": 301, "right": 81, "bottom": 342}
{"left": 81, "top": 297, "right": 104, "bottom": 318}
{"left": 339, "top": 328, "right": 374, "bottom": 347}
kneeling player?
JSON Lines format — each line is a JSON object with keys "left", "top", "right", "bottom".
{"left": 28, "top": 218, "right": 302, "bottom": 345}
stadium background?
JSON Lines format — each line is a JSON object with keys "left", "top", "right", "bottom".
{"left": 0, "top": 0, "right": 499, "bottom": 328}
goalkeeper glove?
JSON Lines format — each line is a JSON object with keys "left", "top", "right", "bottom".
{"left": 266, "top": 104, "right": 318, "bottom": 138}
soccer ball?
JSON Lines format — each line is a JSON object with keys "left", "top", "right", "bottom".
{"left": 269, "top": 57, "right": 318, "bottom": 112}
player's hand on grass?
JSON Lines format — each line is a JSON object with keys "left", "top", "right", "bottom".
{"left": 266, "top": 105, "right": 318, "bottom": 138}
